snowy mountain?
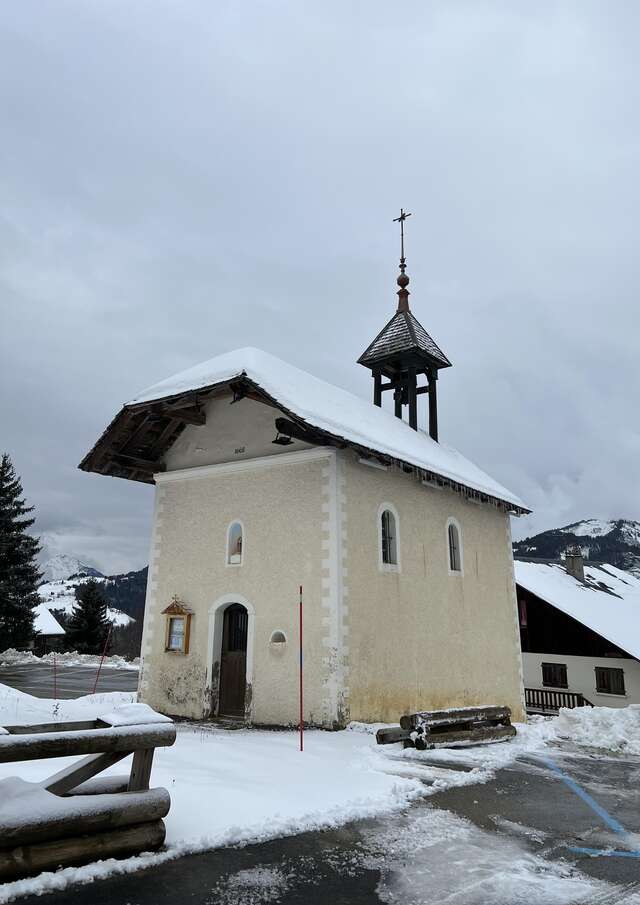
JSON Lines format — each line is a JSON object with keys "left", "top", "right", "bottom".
{"left": 513, "top": 518, "right": 640, "bottom": 576}
{"left": 40, "top": 553, "right": 103, "bottom": 584}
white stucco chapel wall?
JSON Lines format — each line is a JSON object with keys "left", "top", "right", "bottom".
{"left": 137, "top": 391, "right": 525, "bottom": 726}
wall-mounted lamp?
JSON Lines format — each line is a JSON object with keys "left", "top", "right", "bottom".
{"left": 272, "top": 431, "right": 294, "bottom": 446}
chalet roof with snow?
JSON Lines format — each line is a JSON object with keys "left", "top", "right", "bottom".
{"left": 33, "top": 604, "right": 65, "bottom": 637}
{"left": 514, "top": 560, "right": 640, "bottom": 660}
{"left": 79, "top": 347, "right": 527, "bottom": 513}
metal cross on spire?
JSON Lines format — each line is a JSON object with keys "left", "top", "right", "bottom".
{"left": 393, "top": 209, "right": 412, "bottom": 312}
{"left": 393, "top": 208, "right": 412, "bottom": 262}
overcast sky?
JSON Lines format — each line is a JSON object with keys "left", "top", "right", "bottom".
{"left": 1, "top": 1, "right": 639, "bottom": 574}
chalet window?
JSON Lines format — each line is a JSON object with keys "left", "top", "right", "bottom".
{"left": 227, "top": 522, "right": 243, "bottom": 565}
{"left": 541, "top": 662, "right": 568, "bottom": 688}
{"left": 162, "top": 597, "right": 193, "bottom": 654}
{"left": 381, "top": 509, "right": 398, "bottom": 566}
{"left": 518, "top": 599, "right": 528, "bottom": 627}
{"left": 595, "top": 666, "right": 625, "bottom": 696}
{"left": 447, "top": 521, "right": 462, "bottom": 573}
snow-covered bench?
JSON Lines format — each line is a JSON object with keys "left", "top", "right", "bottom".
{"left": 0, "top": 703, "right": 176, "bottom": 881}
{"left": 376, "top": 705, "right": 516, "bottom": 749}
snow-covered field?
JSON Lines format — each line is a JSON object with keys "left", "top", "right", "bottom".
{"left": 1, "top": 686, "right": 639, "bottom": 903}
{"left": 0, "top": 649, "right": 140, "bottom": 671}
{"left": 38, "top": 576, "right": 132, "bottom": 626}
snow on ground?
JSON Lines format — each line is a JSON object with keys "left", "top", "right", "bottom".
{"left": 368, "top": 807, "right": 613, "bottom": 905}
{"left": 1, "top": 689, "right": 639, "bottom": 903}
{"left": 556, "top": 704, "right": 640, "bottom": 755}
{"left": 0, "top": 649, "right": 139, "bottom": 671}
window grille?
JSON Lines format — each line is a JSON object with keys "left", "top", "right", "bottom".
{"left": 448, "top": 523, "right": 461, "bottom": 572}
{"left": 381, "top": 510, "right": 397, "bottom": 565}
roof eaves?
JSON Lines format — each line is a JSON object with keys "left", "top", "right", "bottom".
{"left": 79, "top": 372, "right": 529, "bottom": 514}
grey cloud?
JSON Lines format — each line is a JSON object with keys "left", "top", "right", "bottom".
{"left": 1, "top": 1, "right": 639, "bottom": 570}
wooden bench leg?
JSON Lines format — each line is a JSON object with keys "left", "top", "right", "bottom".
{"left": 128, "top": 748, "right": 155, "bottom": 791}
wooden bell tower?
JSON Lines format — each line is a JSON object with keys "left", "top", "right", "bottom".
{"left": 357, "top": 210, "right": 451, "bottom": 440}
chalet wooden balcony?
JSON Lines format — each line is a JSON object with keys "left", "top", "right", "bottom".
{"left": 525, "top": 687, "right": 594, "bottom": 714}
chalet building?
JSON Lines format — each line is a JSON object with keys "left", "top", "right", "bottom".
{"left": 80, "top": 229, "right": 529, "bottom": 727}
{"left": 515, "top": 549, "right": 640, "bottom": 711}
{"left": 32, "top": 604, "right": 65, "bottom": 654}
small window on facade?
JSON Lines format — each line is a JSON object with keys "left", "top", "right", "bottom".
{"left": 227, "top": 522, "right": 243, "bottom": 565}
{"left": 595, "top": 666, "right": 625, "bottom": 696}
{"left": 542, "top": 662, "right": 568, "bottom": 688}
{"left": 448, "top": 522, "right": 462, "bottom": 573}
{"left": 381, "top": 509, "right": 397, "bottom": 566}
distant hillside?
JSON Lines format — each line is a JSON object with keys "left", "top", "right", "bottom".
{"left": 101, "top": 567, "right": 148, "bottom": 621}
{"left": 513, "top": 519, "right": 640, "bottom": 576}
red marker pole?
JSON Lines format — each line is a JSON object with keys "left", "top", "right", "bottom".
{"left": 299, "top": 585, "right": 304, "bottom": 752}
{"left": 92, "top": 624, "right": 112, "bottom": 695}
{"left": 53, "top": 652, "right": 57, "bottom": 700}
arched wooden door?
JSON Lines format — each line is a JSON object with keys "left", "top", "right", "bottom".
{"left": 218, "top": 604, "right": 248, "bottom": 718}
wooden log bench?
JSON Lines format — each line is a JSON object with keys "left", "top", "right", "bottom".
{"left": 0, "top": 703, "right": 176, "bottom": 881}
{"left": 376, "top": 705, "right": 516, "bottom": 750}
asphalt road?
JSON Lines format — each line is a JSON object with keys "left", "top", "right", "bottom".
{"left": 12, "top": 743, "right": 640, "bottom": 905}
{"left": 0, "top": 663, "right": 139, "bottom": 698}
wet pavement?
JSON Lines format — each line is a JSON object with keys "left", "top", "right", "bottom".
{"left": 0, "top": 663, "right": 138, "bottom": 699}
{"left": 13, "top": 743, "right": 640, "bottom": 904}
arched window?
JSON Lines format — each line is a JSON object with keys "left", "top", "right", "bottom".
{"left": 380, "top": 507, "right": 398, "bottom": 567}
{"left": 447, "top": 520, "right": 462, "bottom": 574}
{"left": 227, "top": 522, "right": 243, "bottom": 565}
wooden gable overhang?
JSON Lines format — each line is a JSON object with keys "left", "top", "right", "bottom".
{"left": 78, "top": 374, "right": 529, "bottom": 516}
{"left": 161, "top": 597, "right": 194, "bottom": 616}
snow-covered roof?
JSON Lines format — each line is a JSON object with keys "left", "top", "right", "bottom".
{"left": 128, "top": 347, "right": 526, "bottom": 511}
{"left": 514, "top": 560, "right": 640, "bottom": 660}
{"left": 33, "top": 604, "right": 65, "bottom": 637}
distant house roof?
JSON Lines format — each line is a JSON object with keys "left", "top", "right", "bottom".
{"left": 358, "top": 309, "right": 451, "bottom": 370}
{"left": 514, "top": 560, "right": 640, "bottom": 660}
{"left": 33, "top": 604, "right": 65, "bottom": 637}
{"left": 79, "top": 347, "right": 527, "bottom": 513}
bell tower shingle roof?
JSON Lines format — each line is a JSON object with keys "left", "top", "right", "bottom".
{"left": 358, "top": 307, "right": 451, "bottom": 371}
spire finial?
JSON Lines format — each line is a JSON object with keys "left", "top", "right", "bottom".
{"left": 393, "top": 208, "right": 412, "bottom": 312}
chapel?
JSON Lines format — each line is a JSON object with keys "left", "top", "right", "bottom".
{"left": 80, "top": 219, "right": 529, "bottom": 726}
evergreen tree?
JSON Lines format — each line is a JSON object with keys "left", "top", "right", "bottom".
{"left": 67, "top": 579, "right": 111, "bottom": 654}
{"left": 0, "top": 453, "right": 41, "bottom": 647}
